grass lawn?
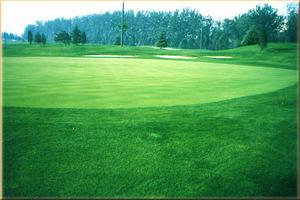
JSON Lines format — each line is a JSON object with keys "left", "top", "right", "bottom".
{"left": 2, "top": 43, "right": 298, "bottom": 197}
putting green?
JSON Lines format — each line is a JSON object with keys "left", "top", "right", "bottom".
{"left": 3, "top": 57, "right": 297, "bottom": 109}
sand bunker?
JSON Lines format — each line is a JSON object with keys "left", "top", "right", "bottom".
{"left": 144, "top": 46, "right": 181, "bottom": 51}
{"left": 84, "top": 55, "right": 137, "bottom": 58}
{"left": 155, "top": 55, "right": 197, "bottom": 59}
{"left": 203, "top": 56, "right": 233, "bottom": 59}
{"left": 163, "top": 47, "right": 181, "bottom": 51}
{"left": 144, "top": 46, "right": 160, "bottom": 49}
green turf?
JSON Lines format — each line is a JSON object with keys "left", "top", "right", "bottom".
{"left": 3, "top": 57, "right": 297, "bottom": 109}
{"left": 4, "top": 85, "right": 297, "bottom": 197}
{"left": 2, "top": 43, "right": 298, "bottom": 197}
{"left": 3, "top": 43, "right": 298, "bottom": 70}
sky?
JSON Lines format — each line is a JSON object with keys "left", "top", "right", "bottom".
{"left": 1, "top": 1, "right": 297, "bottom": 36}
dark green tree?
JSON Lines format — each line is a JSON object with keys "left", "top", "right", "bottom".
{"left": 117, "top": 23, "right": 128, "bottom": 30}
{"left": 117, "top": 23, "right": 128, "bottom": 46}
{"left": 41, "top": 34, "right": 47, "bottom": 46}
{"left": 156, "top": 33, "right": 167, "bottom": 48}
{"left": 249, "top": 4, "right": 283, "bottom": 49}
{"left": 54, "top": 31, "right": 71, "bottom": 45}
{"left": 71, "top": 25, "right": 81, "bottom": 45}
{"left": 241, "top": 27, "right": 258, "bottom": 45}
{"left": 34, "top": 32, "right": 42, "bottom": 43}
{"left": 285, "top": 3, "right": 298, "bottom": 42}
{"left": 28, "top": 30, "right": 33, "bottom": 44}
{"left": 81, "top": 32, "right": 87, "bottom": 44}
{"left": 258, "top": 29, "right": 268, "bottom": 49}
{"left": 179, "top": 38, "right": 187, "bottom": 49}
{"left": 114, "top": 36, "right": 121, "bottom": 45}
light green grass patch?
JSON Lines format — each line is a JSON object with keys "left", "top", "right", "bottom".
{"left": 154, "top": 55, "right": 197, "bottom": 59}
{"left": 204, "top": 56, "right": 233, "bottom": 59}
{"left": 84, "top": 55, "right": 137, "bottom": 58}
{"left": 3, "top": 57, "right": 296, "bottom": 109}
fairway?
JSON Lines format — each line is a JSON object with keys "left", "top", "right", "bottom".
{"left": 3, "top": 57, "right": 297, "bottom": 109}
{"left": 2, "top": 0, "right": 299, "bottom": 197}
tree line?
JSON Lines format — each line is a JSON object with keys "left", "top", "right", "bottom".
{"left": 2, "top": 32, "right": 23, "bottom": 42}
{"left": 53, "top": 26, "right": 87, "bottom": 45}
{"left": 22, "top": 3, "right": 298, "bottom": 50}
{"left": 27, "top": 30, "right": 47, "bottom": 45}
{"left": 27, "top": 26, "right": 87, "bottom": 46}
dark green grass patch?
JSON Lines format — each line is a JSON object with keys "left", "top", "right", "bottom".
{"left": 3, "top": 85, "right": 297, "bottom": 197}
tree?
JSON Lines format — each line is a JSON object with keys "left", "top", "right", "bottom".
{"left": 249, "top": 4, "right": 283, "bottom": 49}
{"left": 2, "top": 32, "right": 9, "bottom": 42}
{"left": 241, "top": 27, "right": 258, "bottom": 46}
{"left": 117, "top": 23, "right": 128, "bottom": 46}
{"left": 54, "top": 31, "right": 71, "bottom": 45}
{"left": 120, "top": 1, "right": 125, "bottom": 46}
{"left": 285, "top": 3, "right": 298, "bottom": 42}
{"left": 41, "top": 34, "right": 47, "bottom": 46}
{"left": 34, "top": 32, "right": 42, "bottom": 43}
{"left": 28, "top": 30, "right": 33, "bottom": 44}
{"left": 81, "top": 32, "right": 87, "bottom": 44}
{"left": 22, "top": 5, "right": 290, "bottom": 50}
{"left": 156, "top": 33, "right": 167, "bottom": 48}
{"left": 2, "top": 32, "right": 22, "bottom": 42}
{"left": 71, "top": 25, "right": 81, "bottom": 45}
{"left": 258, "top": 29, "right": 268, "bottom": 49}
{"left": 114, "top": 36, "right": 121, "bottom": 45}
{"left": 179, "top": 38, "right": 187, "bottom": 49}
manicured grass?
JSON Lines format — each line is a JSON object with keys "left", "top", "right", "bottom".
{"left": 3, "top": 57, "right": 296, "bottom": 109}
{"left": 2, "top": 43, "right": 298, "bottom": 197}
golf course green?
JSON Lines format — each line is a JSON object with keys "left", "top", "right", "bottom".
{"left": 3, "top": 57, "right": 297, "bottom": 108}
{"left": 3, "top": 43, "right": 298, "bottom": 197}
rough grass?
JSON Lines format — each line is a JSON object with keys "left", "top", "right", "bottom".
{"left": 2, "top": 43, "right": 298, "bottom": 197}
{"left": 4, "top": 85, "right": 297, "bottom": 197}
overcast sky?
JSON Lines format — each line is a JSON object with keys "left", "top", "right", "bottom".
{"left": 1, "top": 1, "right": 296, "bottom": 35}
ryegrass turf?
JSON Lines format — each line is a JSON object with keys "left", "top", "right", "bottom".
{"left": 2, "top": 43, "right": 298, "bottom": 197}
{"left": 4, "top": 85, "right": 297, "bottom": 197}
{"left": 3, "top": 57, "right": 296, "bottom": 109}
